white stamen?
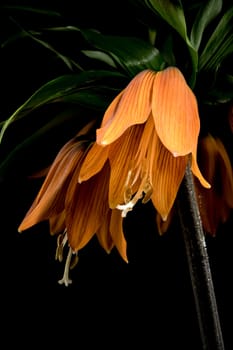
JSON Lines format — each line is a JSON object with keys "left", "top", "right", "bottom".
{"left": 61, "top": 230, "right": 68, "bottom": 246}
{"left": 58, "top": 246, "right": 73, "bottom": 287}
{"left": 117, "top": 201, "right": 135, "bottom": 217}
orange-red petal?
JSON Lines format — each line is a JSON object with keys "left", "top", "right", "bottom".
{"left": 151, "top": 140, "right": 188, "bottom": 220}
{"left": 49, "top": 211, "right": 66, "bottom": 235}
{"left": 110, "top": 209, "right": 128, "bottom": 262}
{"left": 96, "top": 210, "right": 114, "bottom": 254}
{"left": 65, "top": 163, "right": 110, "bottom": 252}
{"left": 79, "top": 142, "right": 109, "bottom": 182}
{"left": 108, "top": 124, "right": 144, "bottom": 208}
{"left": 152, "top": 66, "right": 200, "bottom": 156}
{"left": 195, "top": 134, "right": 233, "bottom": 235}
{"left": 18, "top": 139, "right": 87, "bottom": 232}
{"left": 97, "top": 70, "right": 155, "bottom": 145}
{"left": 191, "top": 151, "right": 211, "bottom": 188}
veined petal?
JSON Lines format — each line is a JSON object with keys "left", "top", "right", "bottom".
{"left": 215, "top": 139, "right": 233, "bottom": 207}
{"left": 191, "top": 151, "right": 211, "bottom": 188}
{"left": 97, "top": 70, "right": 155, "bottom": 145}
{"left": 96, "top": 210, "right": 114, "bottom": 254}
{"left": 79, "top": 142, "right": 109, "bottom": 182}
{"left": 156, "top": 210, "right": 173, "bottom": 235}
{"left": 152, "top": 66, "right": 200, "bottom": 156}
{"left": 49, "top": 211, "right": 66, "bottom": 235}
{"left": 228, "top": 104, "right": 233, "bottom": 133}
{"left": 65, "top": 163, "right": 110, "bottom": 252}
{"left": 134, "top": 114, "right": 156, "bottom": 168}
{"left": 201, "top": 136, "right": 233, "bottom": 206}
{"left": 18, "top": 139, "right": 88, "bottom": 232}
{"left": 110, "top": 209, "right": 128, "bottom": 262}
{"left": 108, "top": 125, "right": 144, "bottom": 208}
{"left": 194, "top": 134, "right": 233, "bottom": 235}
{"left": 151, "top": 141, "right": 188, "bottom": 220}
{"left": 28, "top": 120, "right": 96, "bottom": 180}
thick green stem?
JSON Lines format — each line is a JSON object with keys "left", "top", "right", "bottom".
{"left": 177, "top": 161, "right": 225, "bottom": 350}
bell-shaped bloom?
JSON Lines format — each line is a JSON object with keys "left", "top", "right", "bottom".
{"left": 194, "top": 134, "right": 233, "bottom": 235}
{"left": 79, "top": 67, "right": 210, "bottom": 221}
{"left": 228, "top": 103, "right": 233, "bottom": 134}
{"left": 18, "top": 127, "right": 128, "bottom": 286}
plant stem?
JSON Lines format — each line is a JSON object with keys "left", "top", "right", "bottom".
{"left": 177, "top": 161, "right": 225, "bottom": 350}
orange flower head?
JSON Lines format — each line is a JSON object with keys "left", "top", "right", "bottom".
{"left": 195, "top": 134, "right": 233, "bottom": 235}
{"left": 80, "top": 67, "right": 210, "bottom": 221}
{"left": 18, "top": 124, "right": 128, "bottom": 286}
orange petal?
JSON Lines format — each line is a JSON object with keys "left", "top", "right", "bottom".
{"left": 213, "top": 138, "right": 233, "bottom": 207}
{"left": 152, "top": 66, "right": 200, "bottom": 156}
{"left": 97, "top": 70, "right": 155, "bottom": 145}
{"left": 110, "top": 209, "right": 128, "bottom": 262}
{"left": 228, "top": 103, "right": 233, "bottom": 133}
{"left": 18, "top": 139, "right": 87, "bottom": 232}
{"left": 108, "top": 125, "right": 144, "bottom": 208}
{"left": 194, "top": 180, "right": 217, "bottom": 235}
{"left": 151, "top": 141, "right": 188, "bottom": 220}
{"left": 156, "top": 209, "right": 173, "bottom": 235}
{"left": 191, "top": 151, "right": 211, "bottom": 189}
{"left": 194, "top": 134, "right": 233, "bottom": 235}
{"left": 79, "top": 142, "right": 109, "bottom": 182}
{"left": 96, "top": 210, "right": 114, "bottom": 254}
{"left": 65, "top": 163, "right": 110, "bottom": 252}
{"left": 49, "top": 211, "right": 66, "bottom": 235}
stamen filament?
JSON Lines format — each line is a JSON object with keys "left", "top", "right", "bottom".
{"left": 58, "top": 246, "right": 73, "bottom": 286}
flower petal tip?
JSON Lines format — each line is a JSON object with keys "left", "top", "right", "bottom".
{"left": 172, "top": 152, "right": 179, "bottom": 157}
{"left": 97, "top": 139, "right": 108, "bottom": 146}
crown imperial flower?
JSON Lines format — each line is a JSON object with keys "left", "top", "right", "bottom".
{"left": 80, "top": 67, "right": 210, "bottom": 221}
{"left": 194, "top": 134, "right": 233, "bottom": 235}
{"left": 18, "top": 125, "right": 128, "bottom": 286}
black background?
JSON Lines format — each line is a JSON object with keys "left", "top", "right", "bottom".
{"left": 1, "top": 1, "right": 233, "bottom": 349}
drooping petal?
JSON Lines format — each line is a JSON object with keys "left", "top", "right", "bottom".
{"left": 110, "top": 209, "right": 128, "bottom": 262}
{"left": 79, "top": 142, "right": 109, "bottom": 182}
{"left": 108, "top": 124, "right": 144, "bottom": 208}
{"left": 97, "top": 69, "right": 155, "bottom": 145}
{"left": 156, "top": 209, "right": 173, "bottom": 235}
{"left": 151, "top": 140, "right": 188, "bottom": 220}
{"left": 152, "top": 66, "right": 200, "bottom": 156}
{"left": 191, "top": 151, "right": 211, "bottom": 188}
{"left": 194, "top": 134, "right": 233, "bottom": 235}
{"left": 49, "top": 211, "right": 66, "bottom": 235}
{"left": 18, "top": 139, "right": 88, "bottom": 232}
{"left": 65, "top": 162, "right": 110, "bottom": 252}
{"left": 214, "top": 138, "right": 233, "bottom": 207}
{"left": 228, "top": 103, "right": 233, "bottom": 133}
{"left": 96, "top": 210, "right": 114, "bottom": 254}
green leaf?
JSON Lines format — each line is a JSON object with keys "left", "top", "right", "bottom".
{"left": 24, "top": 30, "right": 82, "bottom": 71}
{"left": 147, "top": 0, "right": 188, "bottom": 41}
{"left": 190, "top": 0, "right": 222, "bottom": 50}
{"left": 80, "top": 29, "right": 165, "bottom": 76}
{"left": 1, "top": 24, "right": 82, "bottom": 71}
{"left": 145, "top": 0, "right": 198, "bottom": 87}
{"left": 81, "top": 50, "right": 118, "bottom": 68}
{"left": 203, "top": 74, "right": 233, "bottom": 105}
{"left": 61, "top": 86, "right": 122, "bottom": 110}
{"left": 0, "top": 5, "right": 61, "bottom": 17}
{"left": 199, "top": 6, "right": 233, "bottom": 71}
{"left": 0, "top": 70, "right": 127, "bottom": 143}
{"left": 0, "top": 109, "right": 94, "bottom": 178}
